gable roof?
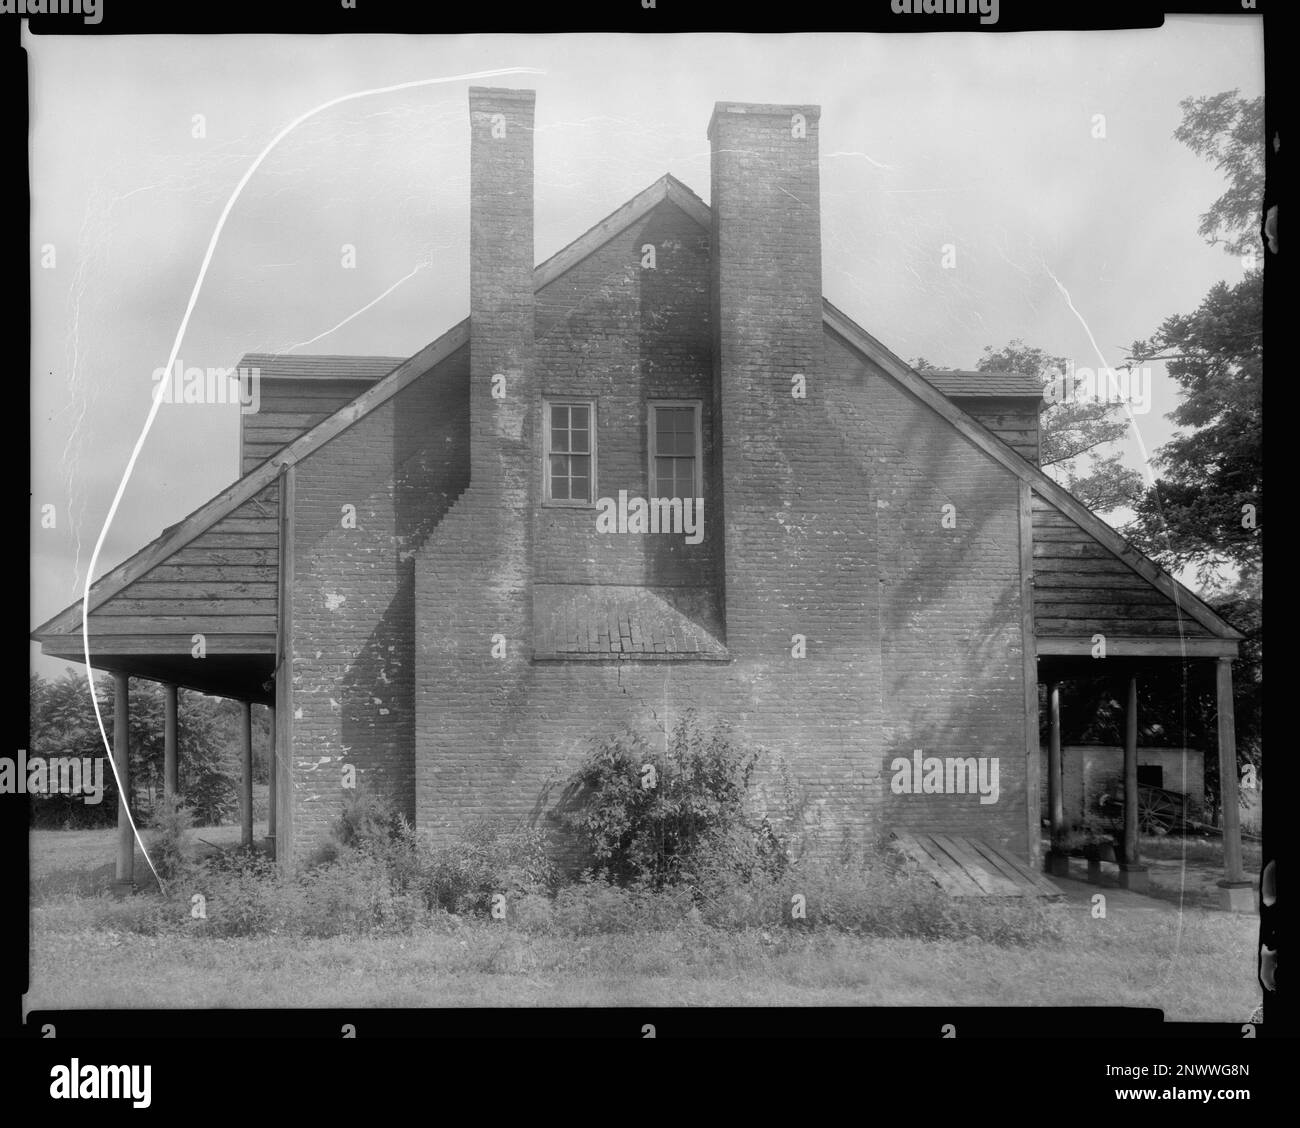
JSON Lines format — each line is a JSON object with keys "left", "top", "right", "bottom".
{"left": 822, "top": 302, "right": 1242, "bottom": 644}
{"left": 919, "top": 369, "right": 1043, "bottom": 400}
{"left": 236, "top": 353, "right": 405, "bottom": 381}
{"left": 32, "top": 322, "right": 469, "bottom": 638}
{"left": 35, "top": 173, "right": 1242, "bottom": 650}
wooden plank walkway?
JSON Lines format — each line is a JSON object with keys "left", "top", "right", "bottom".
{"left": 889, "top": 830, "right": 1062, "bottom": 899}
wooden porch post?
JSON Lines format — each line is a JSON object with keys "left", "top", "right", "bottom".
{"left": 112, "top": 672, "right": 134, "bottom": 888}
{"left": 1046, "top": 682, "right": 1068, "bottom": 875}
{"left": 267, "top": 705, "right": 277, "bottom": 860}
{"left": 1119, "top": 672, "right": 1148, "bottom": 891}
{"left": 1018, "top": 481, "right": 1041, "bottom": 868}
{"left": 1215, "top": 657, "right": 1253, "bottom": 910}
{"left": 239, "top": 699, "right": 253, "bottom": 850}
{"left": 163, "top": 682, "right": 179, "bottom": 800}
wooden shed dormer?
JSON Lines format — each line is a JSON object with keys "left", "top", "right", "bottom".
{"left": 238, "top": 354, "right": 404, "bottom": 475}
{"left": 918, "top": 369, "right": 1043, "bottom": 465}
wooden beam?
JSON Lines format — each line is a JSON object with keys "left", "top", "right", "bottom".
{"left": 164, "top": 683, "right": 178, "bottom": 800}
{"left": 37, "top": 635, "right": 276, "bottom": 657}
{"left": 1048, "top": 682, "right": 1064, "bottom": 851}
{"left": 112, "top": 672, "right": 133, "bottom": 885}
{"left": 1123, "top": 674, "right": 1139, "bottom": 867}
{"left": 74, "top": 615, "right": 277, "bottom": 635}
{"left": 239, "top": 699, "right": 253, "bottom": 850}
{"left": 1035, "top": 637, "right": 1239, "bottom": 658}
{"left": 1216, "top": 657, "right": 1246, "bottom": 884}
{"left": 1019, "top": 481, "right": 1041, "bottom": 867}
{"left": 274, "top": 464, "right": 295, "bottom": 872}
{"left": 268, "top": 704, "right": 277, "bottom": 860}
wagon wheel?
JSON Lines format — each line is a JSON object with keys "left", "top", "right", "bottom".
{"left": 1136, "top": 786, "right": 1178, "bottom": 834}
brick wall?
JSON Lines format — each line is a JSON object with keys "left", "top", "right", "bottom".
{"left": 402, "top": 96, "right": 1030, "bottom": 860}
{"left": 283, "top": 90, "right": 1035, "bottom": 865}
{"left": 533, "top": 201, "right": 716, "bottom": 593}
{"left": 824, "top": 334, "right": 1028, "bottom": 854}
{"left": 287, "top": 348, "right": 469, "bottom": 863}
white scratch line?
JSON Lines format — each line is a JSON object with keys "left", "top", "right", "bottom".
{"left": 283, "top": 263, "right": 427, "bottom": 353}
{"left": 81, "top": 65, "right": 546, "bottom": 892}
{"left": 824, "top": 150, "right": 896, "bottom": 172}
{"left": 1041, "top": 254, "right": 1195, "bottom": 839}
{"left": 1040, "top": 259, "right": 1154, "bottom": 483}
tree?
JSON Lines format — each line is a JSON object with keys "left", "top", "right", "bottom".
{"left": 28, "top": 671, "right": 239, "bottom": 828}
{"left": 1122, "top": 88, "right": 1264, "bottom": 813}
{"left": 979, "top": 341, "right": 1143, "bottom": 516}
{"left": 1123, "top": 90, "right": 1263, "bottom": 586}
{"left": 1126, "top": 271, "right": 1262, "bottom": 586}
{"left": 1172, "top": 89, "right": 1266, "bottom": 257}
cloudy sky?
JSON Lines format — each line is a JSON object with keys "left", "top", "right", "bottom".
{"left": 28, "top": 21, "right": 1263, "bottom": 679}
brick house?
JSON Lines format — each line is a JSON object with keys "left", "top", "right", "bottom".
{"left": 34, "top": 89, "right": 1248, "bottom": 893}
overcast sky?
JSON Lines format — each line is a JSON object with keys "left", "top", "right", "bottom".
{"left": 28, "top": 21, "right": 1264, "bottom": 680}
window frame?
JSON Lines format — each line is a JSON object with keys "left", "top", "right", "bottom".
{"left": 646, "top": 399, "right": 703, "bottom": 501}
{"left": 542, "top": 397, "right": 598, "bottom": 508}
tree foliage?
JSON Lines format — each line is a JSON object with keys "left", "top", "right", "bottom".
{"left": 1127, "top": 271, "right": 1262, "bottom": 586}
{"left": 1172, "top": 89, "right": 1266, "bottom": 257}
{"left": 980, "top": 341, "right": 1145, "bottom": 515}
{"left": 555, "top": 712, "right": 786, "bottom": 888}
{"left": 28, "top": 671, "right": 240, "bottom": 828}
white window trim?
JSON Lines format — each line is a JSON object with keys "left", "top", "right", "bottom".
{"left": 647, "top": 400, "right": 703, "bottom": 500}
{"left": 542, "top": 397, "right": 598, "bottom": 507}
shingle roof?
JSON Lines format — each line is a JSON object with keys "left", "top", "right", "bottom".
{"left": 918, "top": 369, "right": 1043, "bottom": 399}
{"left": 235, "top": 353, "right": 405, "bottom": 380}
{"left": 533, "top": 584, "right": 728, "bottom": 660}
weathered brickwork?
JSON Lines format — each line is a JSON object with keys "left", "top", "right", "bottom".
{"left": 288, "top": 348, "right": 469, "bottom": 863}
{"left": 413, "top": 88, "right": 541, "bottom": 848}
{"left": 400, "top": 96, "right": 1028, "bottom": 860}
{"left": 285, "top": 90, "right": 1031, "bottom": 864}
{"left": 533, "top": 201, "right": 717, "bottom": 594}
{"left": 824, "top": 334, "right": 1028, "bottom": 855}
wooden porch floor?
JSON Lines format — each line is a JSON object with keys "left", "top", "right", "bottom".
{"left": 889, "top": 830, "right": 1062, "bottom": 899}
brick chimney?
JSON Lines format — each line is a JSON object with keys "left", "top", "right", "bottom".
{"left": 707, "top": 98, "right": 882, "bottom": 836}
{"left": 468, "top": 86, "right": 537, "bottom": 504}
{"left": 413, "top": 88, "right": 538, "bottom": 843}
{"left": 708, "top": 102, "right": 840, "bottom": 653}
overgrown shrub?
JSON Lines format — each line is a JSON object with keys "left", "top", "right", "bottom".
{"left": 418, "top": 820, "right": 557, "bottom": 914}
{"left": 194, "top": 851, "right": 288, "bottom": 937}
{"left": 146, "top": 795, "right": 195, "bottom": 883}
{"left": 49, "top": 780, "right": 1058, "bottom": 949}
{"left": 556, "top": 712, "right": 787, "bottom": 888}
{"left": 320, "top": 790, "right": 557, "bottom": 917}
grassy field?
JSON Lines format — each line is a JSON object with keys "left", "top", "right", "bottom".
{"left": 30, "top": 805, "right": 270, "bottom": 900}
{"left": 25, "top": 901, "right": 1259, "bottom": 1016}
{"left": 25, "top": 824, "right": 1263, "bottom": 1019}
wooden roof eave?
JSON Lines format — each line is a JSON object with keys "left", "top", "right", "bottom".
{"left": 820, "top": 300, "right": 1244, "bottom": 650}
{"left": 31, "top": 319, "right": 470, "bottom": 641}
{"left": 32, "top": 174, "right": 1241, "bottom": 661}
